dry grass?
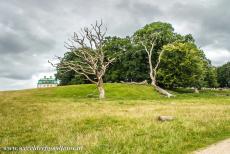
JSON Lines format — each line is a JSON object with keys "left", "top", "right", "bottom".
{"left": 0, "top": 84, "right": 230, "bottom": 153}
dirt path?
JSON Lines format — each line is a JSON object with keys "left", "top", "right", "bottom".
{"left": 194, "top": 138, "right": 230, "bottom": 154}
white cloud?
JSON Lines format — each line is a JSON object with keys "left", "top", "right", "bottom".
{"left": 203, "top": 46, "right": 230, "bottom": 66}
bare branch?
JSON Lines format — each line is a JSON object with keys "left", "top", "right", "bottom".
{"left": 50, "top": 20, "right": 117, "bottom": 93}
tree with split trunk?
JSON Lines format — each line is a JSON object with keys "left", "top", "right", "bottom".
{"left": 134, "top": 33, "right": 173, "bottom": 97}
{"left": 133, "top": 22, "right": 176, "bottom": 97}
{"left": 50, "top": 20, "right": 117, "bottom": 99}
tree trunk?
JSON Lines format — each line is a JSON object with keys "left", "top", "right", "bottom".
{"left": 145, "top": 47, "right": 173, "bottom": 98}
{"left": 97, "top": 78, "right": 105, "bottom": 99}
{"left": 194, "top": 88, "right": 199, "bottom": 93}
{"left": 151, "top": 81, "right": 173, "bottom": 98}
{"left": 148, "top": 58, "right": 173, "bottom": 97}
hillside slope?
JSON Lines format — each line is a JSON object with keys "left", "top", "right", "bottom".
{"left": 1, "top": 83, "right": 229, "bottom": 100}
{"left": 1, "top": 83, "right": 161, "bottom": 100}
{"left": 0, "top": 84, "right": 230, "bottom": 154}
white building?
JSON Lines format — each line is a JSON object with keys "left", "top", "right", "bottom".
{"left": 37, "top": 76, "right": 58, "bottom": 88}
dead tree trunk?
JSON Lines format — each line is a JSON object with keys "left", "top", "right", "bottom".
{"left": 97, "top": 78, "right": 105, "bottom": 99}
{"left": 138, "top": 35, "right": 173, "bottom": 98}
{"left": 150, "top": 67, "right": 173, "bottom": 97}
{"left": 151, "top": 82, "right": 173, "bottom": 98}
{"left": 146, "top": 45, "right": 173, "bottom": 97}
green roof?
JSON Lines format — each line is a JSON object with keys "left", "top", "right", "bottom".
{"left": 37, "top": 76, "right": 58, "bottom": 84}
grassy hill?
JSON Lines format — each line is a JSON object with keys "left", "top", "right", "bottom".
{"left": 0, "top": 84, "right": 230, "bottom": 153}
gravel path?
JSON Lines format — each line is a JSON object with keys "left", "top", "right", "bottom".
{"left": 194, "top": 138, "right": 230, "bottom": 154}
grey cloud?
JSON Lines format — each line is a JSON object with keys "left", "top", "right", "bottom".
{"left": 166, "top": 0, "right": 230, "bottom": 49}
{"left": 0, "top": 0, "right": 230, "bottom": 90}
{"left": 0, "top": 53, "right": 50, "bottom": 80}
{"left": 116, "top": 0, "right": 162, "bottom": 17}
{"left": 0, "top": 0, "right": 56, "bottom": 81}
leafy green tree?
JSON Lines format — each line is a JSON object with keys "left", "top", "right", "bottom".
{"left": 191, "top": 50, "right": 218, "bottom": 88}
{"left": 203, "top": 64, "right": 218, "bottom": 88}
{"left": 133, "top": 22, "right": 176, "bottom": 65}
{"left": 217, "top": 62, "right": 230, "bottom": 87}
{"left": 133, "top": 22, "right": 195, "bottom": 97}
{"left": 104, "top": 36, "right": 149, "bottom": 82}
{"left": 157, "top": 42, "right": 205, "bottom": 89}
{"left": 55, "top": 51, "right": 89, "bottom": 85}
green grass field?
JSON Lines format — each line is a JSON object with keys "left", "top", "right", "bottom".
{"left": 0, "top": 84, "right": 230, "bottom": 153}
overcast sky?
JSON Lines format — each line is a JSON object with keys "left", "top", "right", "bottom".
{"left": 0, "top": 0, "right": 230, "bottom": 90}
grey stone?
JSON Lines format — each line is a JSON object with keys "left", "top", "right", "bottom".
{"left": 158, "top": 116, "right": 175, "bottom": 121}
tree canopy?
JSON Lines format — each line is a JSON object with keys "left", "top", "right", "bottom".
{"left": 55, "top": 21, "right": 222, "bottom": 90}
{"left": 157, "top": 42, "right": 205, "bottom": 88}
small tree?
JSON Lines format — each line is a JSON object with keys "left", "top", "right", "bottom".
{"left": 51, "top": 20, "right": 117, "bottom": 99}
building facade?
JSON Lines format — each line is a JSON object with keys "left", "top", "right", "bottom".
{"left": 37, "top": 76, "right": 58, "bottom": 88}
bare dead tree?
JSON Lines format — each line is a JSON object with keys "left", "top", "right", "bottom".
{"left": 50, "top": 20, "right": 117, "bottom": 99}
{"left": 134, "top": 33, "right": 173, "bottom": 97}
